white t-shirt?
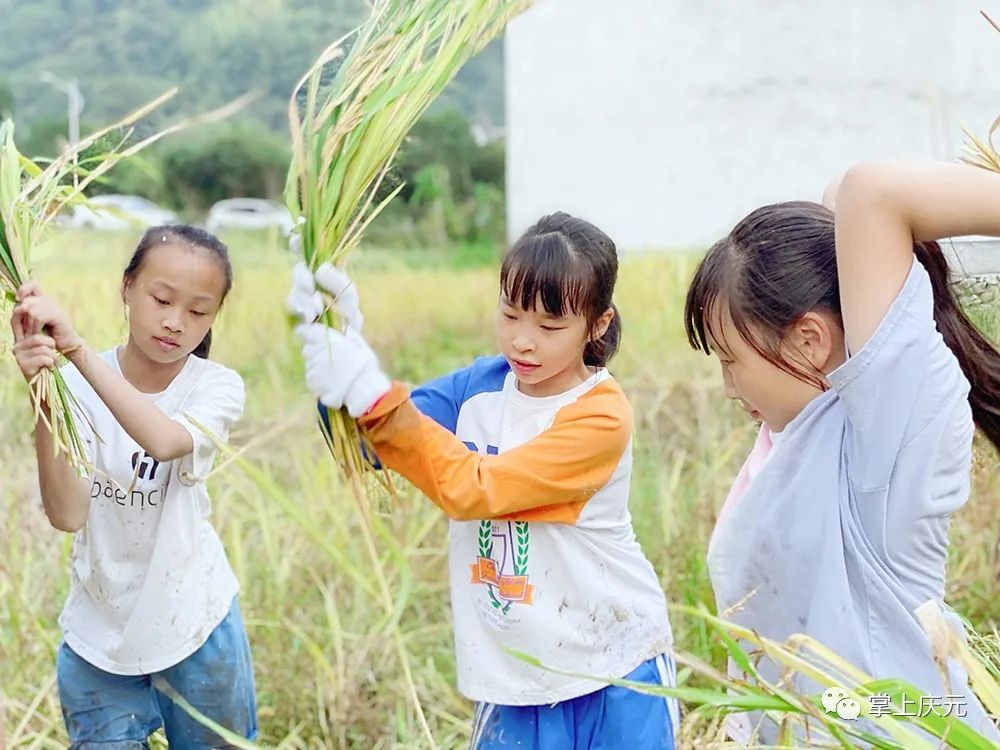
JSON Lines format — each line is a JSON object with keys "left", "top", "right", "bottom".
{"left": 58, "top": 348, "right": 244, "bottom": 675}
{"left": 368, "top": 359, "right": 674, "bottom": 705}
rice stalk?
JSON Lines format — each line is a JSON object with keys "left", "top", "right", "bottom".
{"left": 151, "top": 676, "right": 259, "bottom": 750}
{"left": 965, "top": 625, "right": 1000, "bottom": 685}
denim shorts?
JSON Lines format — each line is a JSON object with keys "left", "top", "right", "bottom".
{"left": 57, "top": 597, "right": 257, "bottom": 749}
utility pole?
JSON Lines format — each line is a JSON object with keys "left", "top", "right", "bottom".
{"left": 40, "top": 72, "right": 85, "bottom": 148}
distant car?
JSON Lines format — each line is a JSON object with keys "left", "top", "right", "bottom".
{"left": 205, "top": 199, "right": 295, "bottom": 236}
{"left": 67, "top": 194, "right": 179, "bottom": 231}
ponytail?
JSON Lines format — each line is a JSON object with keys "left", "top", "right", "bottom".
{"left": 583, "top": 303, "right": 621, "bottom": 368}
{"left": 914, "top": 241, "right": 1000, "bottom": 453}
{"left": 193, "top": 328, "right": 213, "bottom": 359}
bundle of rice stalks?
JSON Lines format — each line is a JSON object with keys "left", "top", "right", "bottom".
{"left": 0, "top": 93, "right": 180, "bottom": 471}
{"left": 286, "top": 0, "right": 531, "bottom": 477}
{"left": 1, "top": 91, "right": 250, "bottom": 472}
{"left": 285, "top": 3, "right": 531, "bottom": 744}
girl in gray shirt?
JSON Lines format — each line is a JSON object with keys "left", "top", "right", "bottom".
{"left": 684, "top": 162, "right": 1000, "bottom": 742}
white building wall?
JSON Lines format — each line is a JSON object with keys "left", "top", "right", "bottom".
{"left": 505, "top": 1, "right": 1000, "bottom": 249}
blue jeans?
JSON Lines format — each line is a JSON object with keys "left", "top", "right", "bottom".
{"left": 471, "top": 653, "right": 680, "bottom": 749}
{"left": 57, "top": 598, "right": 257, "bottom": 749}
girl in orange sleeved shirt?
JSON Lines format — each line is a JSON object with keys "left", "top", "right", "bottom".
{"left": 288, "top": 213, "right": 679, "bottom": 749}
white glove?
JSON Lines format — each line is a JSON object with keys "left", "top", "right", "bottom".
{"left": 288, "top": 217, "right": 306, "bottom": 256}
{"left": 286, "top": 262, "right": 324, "bottom": 323}
{"left": 297, "top": 322, "right": 390, "bottom": 417}
{"left": 286, "top": 261, "right": 364, "bottom": 333}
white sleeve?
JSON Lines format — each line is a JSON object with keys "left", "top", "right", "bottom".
{"left": 173, "top": 366, "right": 245, "bottom": 482}
{"left": 827, "top": 259, "right": 969, "bottom": 492}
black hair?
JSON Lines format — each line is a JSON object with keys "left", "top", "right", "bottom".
{"left": 685, "top": 201, "right": 1000, "bottom": 452}
{"left": 124, "top": 225, "right": 233, "bottom": 358}
{"left": 500, "top": 212, "right": 621, "bottom": 367}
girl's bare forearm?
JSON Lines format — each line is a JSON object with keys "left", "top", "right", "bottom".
{"left": 33, "top": 402, "right": 91, "bottom": 532}
{"left": 67, "top": 343, "right": 192, "bottom": 462}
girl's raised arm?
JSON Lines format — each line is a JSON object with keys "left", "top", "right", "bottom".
{"left": 10, "top": 306, "right": 90, "bottom": 532}
{"left": 835, "top": 162, "right": 1000, "bottom": 354}
{"left": 14, "top": 284, "right": 195, "bottom": 463}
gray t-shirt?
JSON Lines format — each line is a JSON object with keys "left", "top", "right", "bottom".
{"left": 708, "top": 259, "right": 998, "bottom": 740}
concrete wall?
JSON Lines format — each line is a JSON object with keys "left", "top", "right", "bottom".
{"left": 946, "top": 237, "right": 1000, "bottom": 276}
{"left": 505, "top": 1, "right": 1000, "bottom": 249}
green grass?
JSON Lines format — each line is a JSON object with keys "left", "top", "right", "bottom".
{"left": 1, "top": 232, "right": 997, "bottom": 748}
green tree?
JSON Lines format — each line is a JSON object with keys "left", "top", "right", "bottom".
{"left": 396, "top": 109, "right": 479, "bottom": 202}
{"left": 470, "top": 138, "right": 504, "bottom": 189}
{"left": 160, "top": 121, "right": 290, "bottom": 209}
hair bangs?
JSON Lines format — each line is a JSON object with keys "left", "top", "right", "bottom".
{"left": 500, "top": 232, "right": 592, "bottom": 319}
{"left": 685, "top": 238, "right": 737, "bottom": 356}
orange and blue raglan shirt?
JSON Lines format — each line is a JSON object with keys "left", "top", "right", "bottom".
{"left": 358, "top": 355, "right": 674, "bottom": 705}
